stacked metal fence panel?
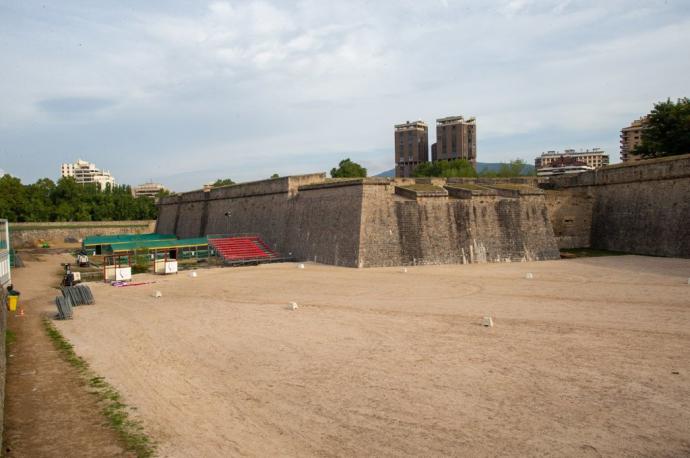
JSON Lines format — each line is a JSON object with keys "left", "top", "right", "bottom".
{"left": 55, "top": 296, "right": 73, "bottom": 320}
{"left": 60, "top": 285, "right": 95, "bottom": 306}
{"left": 55, "top": 285, "right": 95, "bottom": 319}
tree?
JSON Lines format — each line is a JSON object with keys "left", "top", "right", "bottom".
{"left": 155, "top": 189, "right": 171, "bottom": 199}
{"left": 413, "top": 159, "right": 477, "bottom": 178}
{"left": 0, "top": 174, "right": 25, "bottom": 222}
{"left": 330, "top": 158, "right": 367, "bottom": 178}
{"left": 270, "top": 173, "right": 280, "bottom": 179}
{"left": 0, "top": 174, "right": 158, "bottom": 222}
{"left": 212, "top": 178, "right": 235, "bottom": 187}
{"left": 634, "top": 97, "right": 690, "bottom": 158}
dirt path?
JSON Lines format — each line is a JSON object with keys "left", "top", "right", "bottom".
{"left": 3, "top": 253, "right": 131, "bottom": 457}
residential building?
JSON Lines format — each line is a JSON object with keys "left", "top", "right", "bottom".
{"left": 395, "top": 121, "right": 429, "bottom": 177}
{"left": 620, "top": 117, "right": 648, "bottom": 162}
{"left": 535, "top": 148, "right": 609, "bottom": 172}
{"left": 432, "top": 115, "right": 477, "bottom": 166}
{"left": 133, "top": 182, "right": 168, "bottom": 198}
{"left": 536, "top": 156, "right": 594, "bottom": 177}
{"left": 61, "top": 159, "right": 115, "bottom": 189}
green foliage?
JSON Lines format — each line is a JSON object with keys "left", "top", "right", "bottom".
{"left": 0, "top": 175, "right": 157, "bottom": 222}
{"left": 131, "top": 264, "right": 149, "bottom": 274}
{"left": 155, "top": 188, "right": 171, "bottom": 199}
{"left": 413, "top": 159, "right": 477, "bottom": 178}
{"left": 270, "top": 173, "right": 280, "bottom": 179}
{"left": 5, "top": 329, "right": 16, "bottom": 347}
{"left": 212, "top": 178, "right": 235, "bottom": 187}
{"left": 330, "top": 158, "right": 367, "bottom": 178}
{"left": 634, "top": 97, "right": 690, "bottom": 158}
{"left": 479, "top": 159, "right": 533, "bottom": 177}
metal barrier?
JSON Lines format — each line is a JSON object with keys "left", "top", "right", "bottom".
{"left": 0, "top": 220, "right": 10, "bottom": 287}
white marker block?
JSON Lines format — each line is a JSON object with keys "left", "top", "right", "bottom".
{"left": 288, "top": 301, "right": 299, "bottom": 310}
{"left": 154, "top": 290, "right": 162, "bottom": 298}
{"left": 189, "top": 271, "right": 198, "bottom": 278}
{"left": 297, "top": 263, "right": 305, "bottom": 269}
{"left": 482, "top": 316, "right": 494, "bottom": 327}
{"left": 525, "top": 272, "right": 534, "bottom": 279}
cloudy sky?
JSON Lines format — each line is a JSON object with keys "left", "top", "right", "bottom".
{"left": 1, "top": 0, "right": 689, "bottom": 190}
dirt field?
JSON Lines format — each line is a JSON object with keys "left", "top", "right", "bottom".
{"left": 49, "top": 256, "right": 690, "bottom": 457}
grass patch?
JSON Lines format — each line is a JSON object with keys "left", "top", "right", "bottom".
{"left": 43, "top": 318, "right": 156, "bottom": 457}
{"left": 10, "top": 223, "right": 151, "bottom": 232}
{"left": 486, "top": 183, "right": 534, "bottom": 190}
{"left": 560, "top": 248, "right": 629, "bottom": 258}
{"left": 5, "top": 329, "right": 16, "bottom": 347}
{"left": 400, "top": 184, "right": 445, "bottom": 192}
{"left": 445, "top": 183, "right": 489, "bottom": 191}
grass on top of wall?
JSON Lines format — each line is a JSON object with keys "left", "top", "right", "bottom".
{"left": 10, "top": 223, "right": 152, "bottom": 231}
{"left": 399, "top": 184, "right": 446, "bottom": 192}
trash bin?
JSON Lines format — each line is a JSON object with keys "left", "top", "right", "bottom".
{"left": 7, "top": 295, "right": 18, "bottom": 312}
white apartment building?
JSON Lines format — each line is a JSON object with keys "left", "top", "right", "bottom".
{"left": 535, "top": 148, "right": 609, "bottom": 170}
{"left": 133, "top": 182, "right": 167, "bottom": 198}
{"left": 60, "top": 159, "right": 115, "bottom": 189}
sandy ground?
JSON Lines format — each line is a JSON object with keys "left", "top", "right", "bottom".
{"left": 52, "top": 256, "right": 690, "bottom": 457}
{"left": 4, "top": 253, "right": 131, "bottom": 457}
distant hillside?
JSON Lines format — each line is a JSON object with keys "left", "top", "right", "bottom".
{"left": 475, "top": 162, "right": 536, "bottom": 174}
{"left": 375, "top": 168, "right": 395, "bottom": 177}
{"left": 375, "top": 162, "right": 535, "bottom": 177}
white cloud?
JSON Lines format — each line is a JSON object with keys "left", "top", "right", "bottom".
{"left": 1, "top": 0, "right": 689, "bottom": 188}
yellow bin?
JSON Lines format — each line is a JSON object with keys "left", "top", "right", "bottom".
{"left": 7, "top": 296, "right": 18, "bottom": 312}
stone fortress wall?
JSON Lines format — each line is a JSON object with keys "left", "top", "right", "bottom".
{"left": 157, "top": 174, "right": 561, "bottom": 267}
{"left": 545, "top": 153, "right": 690, "bottom": 257}
{"left": 157, "top": 154, "right": 690, "bottom": 266}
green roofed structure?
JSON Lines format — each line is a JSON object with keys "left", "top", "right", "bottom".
{"left": 83, "top": 233, "right": 177, "bottom": 255}
{"left": 110, "top": 237, "right": 209, "bottom": 253}
{"left": 109, "top": 236, "right": 212, "bottom": 266}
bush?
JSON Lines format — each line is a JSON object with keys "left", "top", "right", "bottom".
{"left": 131, "top": 263, "right": 149, "bottom": 274}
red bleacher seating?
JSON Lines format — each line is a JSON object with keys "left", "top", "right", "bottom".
{"left": 209, "top": 236, "right": 279, "bottom": 263}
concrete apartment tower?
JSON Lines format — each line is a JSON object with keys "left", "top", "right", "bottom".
{"left": 432, "top": 116, "right": 477, "bottom": 166}
{"left": 395, "top": 121, "right": 429, "bottom": 177}
{"left": 620, "top": 117, "right": 648, "bottom": 162}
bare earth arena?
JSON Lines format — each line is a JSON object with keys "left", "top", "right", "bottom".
{"left": 44, "top": 255, "right": 690, "bottom": 457}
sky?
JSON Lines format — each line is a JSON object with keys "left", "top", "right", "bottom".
{"left": 1, "top": 0, "right": 689, "bottom": 191}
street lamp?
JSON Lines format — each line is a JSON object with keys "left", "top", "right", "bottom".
{"left": 224, "top": 211, "right": 231, "bottom": 236}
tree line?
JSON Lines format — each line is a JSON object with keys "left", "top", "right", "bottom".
{"left": 413, "top": 159, "right": 533, "bottom": 178}
{"left": 328, "top": 157, "right": 532, "bottom": 178}
{"left": 0, "top": 175, "right": 158, "bottom": 222}
{"left": 634, "top": 97, "right": 690, "bottom": 158}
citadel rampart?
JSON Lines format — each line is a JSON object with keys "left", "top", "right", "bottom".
{"left": 157, "top": 175, "right": 560, "bottom": 267}
{"left": 544, "top": 153, "right": 690, "bottom": 257}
